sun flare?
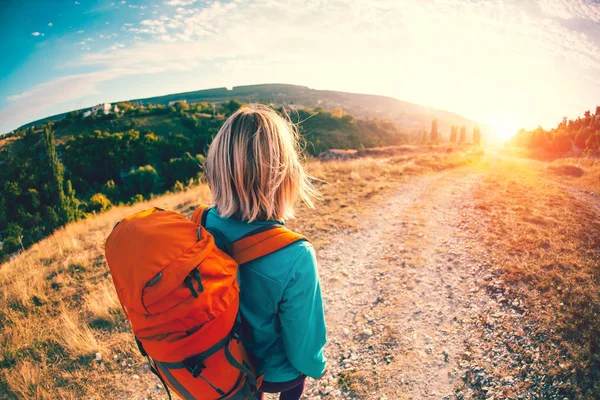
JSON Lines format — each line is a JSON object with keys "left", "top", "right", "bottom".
{"left": 492, "top": 121, "right": 517, "bottom": 141}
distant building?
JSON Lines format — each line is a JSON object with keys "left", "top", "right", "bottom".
{"left": 113, "top": 105, "right": 120, "bottom": 113}
{"left": 91, "top": 103, "right": 112, "bottom": 115}
{"left": 82, "top": 110, "right": 92, "bottom": 118}
{"left": 168, "top": 100, "right": 187, "bottom": 107}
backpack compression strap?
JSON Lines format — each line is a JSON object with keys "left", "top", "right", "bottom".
{"left": 190, "top": 206, "right": 307, "bottom": 265}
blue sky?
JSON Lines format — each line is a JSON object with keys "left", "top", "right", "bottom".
{"left": 1, "top": 0, "right": 600, "bottom": 136}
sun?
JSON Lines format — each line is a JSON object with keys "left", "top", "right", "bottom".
{"left": 492, "top": 120, "right": 516, "bottom": 141}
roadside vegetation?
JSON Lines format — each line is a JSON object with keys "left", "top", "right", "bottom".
{"left": 508, "top": 105, "right": 600, "bottom": 159}
{"left": 471, "top": 157, "right": 600, "bottom": 398}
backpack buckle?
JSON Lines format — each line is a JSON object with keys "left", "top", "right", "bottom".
{"left": 183, "top": 356, "right": 206, "bottom": 378}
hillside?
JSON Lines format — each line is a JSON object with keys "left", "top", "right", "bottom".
{"left": 0, "top": 103, "right": 411, "bottom": 262}
{"left": 10, "top": 84, "right": 489, "bottom": 137}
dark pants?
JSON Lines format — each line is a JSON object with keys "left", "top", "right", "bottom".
{"left": 255, "top": 375, "right": 306, "bottom": 400}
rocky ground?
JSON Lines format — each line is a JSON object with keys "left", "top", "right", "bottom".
{"left": 276, "top": 166, "right": 569, "bottom": 399}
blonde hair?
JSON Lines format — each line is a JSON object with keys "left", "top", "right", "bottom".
{"left": 204, "top": 105, "right": 318, "bottom": 222}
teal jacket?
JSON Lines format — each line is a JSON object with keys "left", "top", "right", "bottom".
{"left": 204, "top": 208, "right": 327, "bottom": 382}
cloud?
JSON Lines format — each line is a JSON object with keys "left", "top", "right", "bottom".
{"left": 48, "top": 22, "right": 53, "bottom": 27}
{"left": 5, "top": 0, "right": 600, "bottom": 133}
{"left": 1, "top": 72, "right": 116, "bottom": 129}
{"left": 31, "top": 32, "right": 41, "bottom": 36}
{"left": 538, "top": 0, "right": 600, "bottom": 23}
{"left": 77, "top": 30, "right": 84, "bottom": 33}
{"left": 165, "top": 0, "right": 197, "bottom": 6}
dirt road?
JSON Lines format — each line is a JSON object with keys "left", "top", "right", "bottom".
{"left": 293, "top": 158, "right": 574, "bottom": 399}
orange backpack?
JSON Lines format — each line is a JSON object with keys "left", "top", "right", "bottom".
{"left": 104, "top": 206, "right": 306, "bottom": 400}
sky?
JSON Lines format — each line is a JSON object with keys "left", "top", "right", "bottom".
{"left": 1, "top": 0, "right": 600, "bottom": 138}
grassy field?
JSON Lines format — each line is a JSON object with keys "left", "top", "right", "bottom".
{"left": 471, "top": 153, "right": 600, "bottom": 397}
{"left": 0, "top": 145, "right": 481, "bottom": 399}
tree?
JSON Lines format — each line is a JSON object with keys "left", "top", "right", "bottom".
{"left": 225, "top": 100, "right": 243, "bottom": 115}
{"left": 123, "top": 165, "right": 160, "bottom": 198}
{"left": 473, "top": 126, "right": 482, "bottom": 145}
{"left": 459, "top": 125, "right": 467, "bottom": 143}
{"left": 331, "top": 107, "right": 344, "bottom": 118}
{"left": 449, "top": 126, "right": 457, "bottom": 142}
{"left": 43, "top": 127, "right": 70, "bottom": 226}
{"left": 3, "top": 223, "right": 23, "bottom": 254}
{"left": 586, "top": 131, "right": 600, "bottom": 153}
{"left": 430, "top": 119, "right": 438, "bottom": 142}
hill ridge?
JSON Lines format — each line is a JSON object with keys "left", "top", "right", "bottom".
{"left": 8, "top": 83, "right": 488, "bottom": 135}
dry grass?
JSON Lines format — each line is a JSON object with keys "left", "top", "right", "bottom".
{"left": 472, "top": 158, "right": 600, "bottom": 398}
{"left": 0, "top": 146, "right": 482, "bottom": 399}
{"left": 548, "top": 157, "right": 600, "bottom": 194}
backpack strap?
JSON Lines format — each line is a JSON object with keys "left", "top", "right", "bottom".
{"left": 230, "top": 225, "right": 307, "bottom": 265}
{"left": 191, "top": 205, "right": 212, "bottom": 226}
{"left": 191, "top": 205, "right": 307, "bottom": 264}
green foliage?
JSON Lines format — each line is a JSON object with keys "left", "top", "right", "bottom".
{"left": 101, "top": 180, "right": 120, "bottom": 202}
{"left": 3, "top": 223, "right": 23, "bottom": 254}
{"left": 172, "top": 181, "right": 185, "bottom": 193}
{"left": 510, "top": 106, "right": 600, "bottom": 155}
{"left": 88, "top": 193, "right": 112, "bottom": 213}
{"left": 289, "top": 107, "right": 406, "bottom": 155}
{"left": 122, "top": 165, "right": 159, "bottom": 199}
{"left": 128, "top": 194, "right": 145, "bottom": 205}
{"left": 0, "top": 126, "right": 78, "bottom": 258}
{"left": 224, "top": 100, "right": 243, "bottom": 115}
{"left": 0, "top": 101, "right": 409, "bottom": 259}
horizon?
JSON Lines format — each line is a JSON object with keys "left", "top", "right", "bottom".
{"left": 1, "top": 0, "right": 600, "bottom": 137}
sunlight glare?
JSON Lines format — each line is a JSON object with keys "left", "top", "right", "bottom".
{"left": 492, "top": 120, "right": 517, "bottom": 141}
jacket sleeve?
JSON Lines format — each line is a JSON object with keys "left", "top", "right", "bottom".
{"left": 278, "top": 243, "right": 327, "bottom": 379}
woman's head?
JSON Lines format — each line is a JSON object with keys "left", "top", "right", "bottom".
{"left": 205, "top": 105, "right": 317, "bottom": 222}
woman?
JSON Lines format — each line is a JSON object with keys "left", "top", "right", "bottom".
{"left": 203, "top": 105, "right": 327, "bottom": 400}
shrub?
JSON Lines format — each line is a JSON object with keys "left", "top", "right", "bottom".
{"left": 88, "top": 193, "right": 112, "bottom": 212}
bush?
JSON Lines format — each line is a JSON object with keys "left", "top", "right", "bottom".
{"left": 549, "top": 164, "right": 584, "bottom": 177}
{"left": 128, "top": 194, "right": 145, "bottom": 205}
{"left": 172, "top": 181, "right": 185, "bottom": 193}
{"left": 123, "top": 165, "right": 160, "bottom": 197}
{"left": 88, "top": 193, "right": 112, "bottom": 212}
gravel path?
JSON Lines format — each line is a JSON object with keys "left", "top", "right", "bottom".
{"left": 276, "top": 166, "right": 548, "bottom": 399}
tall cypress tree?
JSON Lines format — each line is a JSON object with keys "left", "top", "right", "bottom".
{"left": 43, "top": 126, "right": 70, "bottom": 226}
{"left": 430, "top": 119, "right": 438, "bottom": 142}
{"left": 459, "top": 125, "right": 467, "bottom": 143}
{"left": 449, "top": 125, "right": 458, "bottom": 142}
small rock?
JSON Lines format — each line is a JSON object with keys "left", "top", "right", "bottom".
{"left": 95, "top": 353, "right": 102, "bottom": 362}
